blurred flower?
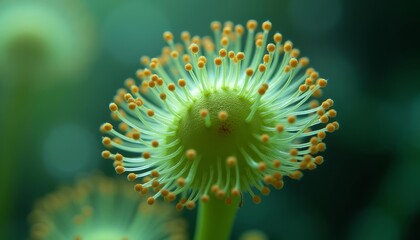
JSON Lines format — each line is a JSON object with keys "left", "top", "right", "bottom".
{"left": 0, "top": 0, "right": 96, "bottom": 87}
{"left": 101, "top": 20, "right": 339, "bottom": 209}
{"left": 28, "top": 174, "right": 187, "bottom": 240}
{"left": 239, "top": 230, "right": 268, "bottom": 240}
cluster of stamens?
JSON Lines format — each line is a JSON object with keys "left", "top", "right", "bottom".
{"left": 101, "top": 20, "right": 339, "bottom": 210}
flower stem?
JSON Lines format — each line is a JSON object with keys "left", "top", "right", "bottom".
{"left": 194, "top": 197, "right": 240, "bottom": 240}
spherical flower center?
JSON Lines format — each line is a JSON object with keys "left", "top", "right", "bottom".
{"left": 175, "top": 89, "right": 263, "bottom": 165}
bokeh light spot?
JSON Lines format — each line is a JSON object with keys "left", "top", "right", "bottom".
{"left": 42, "top": 123, "right": 98, "bottom": 180}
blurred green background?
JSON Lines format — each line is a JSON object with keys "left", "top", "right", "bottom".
{"left": 1, "top": 0, "right": 419, "bottom": 239}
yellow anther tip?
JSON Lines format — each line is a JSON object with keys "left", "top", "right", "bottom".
{"left": 262, "top": 21, "right": 272, "bottom": 31}
{"left": 218, "top": 111, "right": 228, "bottom": 121}
{"left": 186, "top": 149, "right": 197, "bottom": 160}
{"left": 247, "top": 20, "right": 258, "bottom": 30}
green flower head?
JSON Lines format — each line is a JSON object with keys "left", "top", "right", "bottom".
{"left": 101, "top": 20, "right": 339, "bottom": 210}
{"left": 29, "top": 174, "right": 187, "bottom": 240}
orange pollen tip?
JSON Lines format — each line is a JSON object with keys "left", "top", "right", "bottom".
{"left": 247, "top": 20, "right": 257, "bottom": 30}
{"left": 177, "top": 177, "right": 186, "bottom": 187}
{"left": 253, "top": 195, "right": 262, "bottom": 204}
{"left": 261, "top": 134, "right": 270, "bottom": 143}
{"left": 201, "top": 195, "right": 210, "bottom": 203}
{"left": 219, "top": 49, "right": 227, "bottom": 57}
{"left": 320, "top": 115, "right": 329, "bottom": 123}
{"left": 200, "top": 109, "right": 209, "bottom": 118}
{"left": 318, "top": 131, "right": 326, "bottom": 139}
{"left": 273, "top": 160, "right": 281, "bottom": 168}
{"left": 227, "top": 156, "right": 237, "bottom": 167}
{"left": 290, "top": 171, "right": 303, "bottom": 180}
{"left": 258, "top": 162, "right": 267, "bottom": 171}
{"left": 289, "top": 58, "right": 298, "bottom": 68}
{"left": 310, "top": 72, "right": 319, "bottom": 80}
{"left": 101, "top": 150, "right": 110, "bottom": 159}
{"left": 190, "top": 44, "right": 199, "bottom": 54}
{"left": 328, "top": 109, "right": 337, "bottom": 118}
{"left": 163, "top": 31, "right": 173, "bottom": 41}
{"left": 147, "top": 109, "right": 155, "bottom": 117}
{"left": 262, "top": 21, "right": 272, "bottom": 31}
{"left": 103, "top": 123, "right": 113, "bottom": 131}
{"left": 132, "top": 132, "right": 140, "bottom": 140}
{"left": 258, "top": 86, "right": 266, "bottom": 95}
{"left": 228, "top": 51, "right": 235, "bottom": 59}
{"left": 186, "top": 201, "right": 196, "bottom": 209}
{"left": 290, "top": 148, "right": 298, "bottom": 156}
{"left": 147, "top": 197, "right": 155, "bottom": 205}
{"left": 287, "top": 115, "right": 296, "bottom": 124}
{"left": 261, "top": 187, "right": 270, "bottom": 195}
{"left": 151, "top": 140, "right": 159, "bottom": 148}
{"left": 168, "top": 83, "right": 176, "bottom": 91}
{"left": 299, "top": 57, "right": 309, "bottom": 66}
{"left": 185, "top": 63, "right": 193, "bottom": 71}
{"left": 214, "top": 57, "right": 222, "bottom": 65}
{"left": 102, "top": 137, "right": 111, "bottom": 145}
{"left": 236, "top": 52, "right": 245, "bottom": 60}
{"left": 276, "top": 124, "right": 284, "bottom": 133}
{"left": 127, "top": 173, "right": 136, "bottom": 181}
{"left": 186, "top": 149, "right": 197, "bottom": 160}
{"left": 109, "top": 103, "right": 118, "bottom": 112}
{"left": 134, "top": 184, "right": 143, "bottom": 192}
{"left": 178, "top": 79, "right": 186, "bottom": 87}
{"left": 115, "top": 153, "right": 123, "bottom": 161}
{"left": 218, "top": 111, "right": 228, "bottom": 121}
{"left": 317, "top": 78, "right": 327, "bottom": 87}
{"left": 160, "top": 93, "right": 167, "bottom": 100}
{"left": 211, "top": 21, "right": 221, "bottom": 31}
{"left": 128, "top": 102, "right": 136, "bottom": 110}
{"left": 198, "top": 61, "right": 205, "bottom": 68}
{"left": 143, "top": 152, "right": 151, "bottom": 159}
{"left": 256, "top": 39, "right": 263, "bottom": 47}
{"left": 171, "top": 51, "right": 179, "bottom": 58}
{"left": 315, "top": 156, "right": 324, "bottom": 165}
{"left": 267, "top": 43, "right": 276, "bottom": 53}
{"left": 299, "top": 84, "right": 307, "bottom": 92}
{"left": 274, "top": 33, "right": 282, "bottom": 43}
{"left": 115, "top": 166, "right": 125, "bottom": 174}
{"left": 246, "top": 68, "right": 254, "bottom": 76}
{"left": 326, "top": 123, "right": 335, "bottom": 133}
{"left": 151, "top": 170, "right": 159, "bottom": 177}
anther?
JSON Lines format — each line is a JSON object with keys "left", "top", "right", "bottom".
{"left": 227, "top": 156, "right": 237, "bottom": 167}
{"left": 177, "top": 177, "right": 186, "bottom": 187}
{"left": 147, "top": 109, "right": 155, "bottom": 117}
{"left": 127, "top": 173, "right": 136, "bottom": 181}
{"left": 247, "top": 20, "right": 257, "bottom": 30}
{"left": 253, "top": 195, "right": 261, "bottom": 204}
{"left": 261, "top": 134, "right": 270, "bottom": 143}
{"left": 109, "top": 103, "right": 118, "bottom": 112}
{"left": 147, "top": 197, "right": 155, "bottom": 205}
{"left": 218, "top": 111, "right": 228, "bottom": 121}
{"left": 101, "top": 150, "right": 110, "bottom": 159}
{"left": 267, "top": 43, "right": 276, "bottom": 53}
{"left": 276, "top": 124, "right": 284, "bottom": 133}
{"left": 262, "top": 20, "right": 272, "bottom": 31}
{"left": 273, "top": 33, "right": 282, "bottom": 43}
{"left": 287, "top": 115, "right": 296, "bottom": 124}
{"left": 163, "top": 31, "right": 173, "bottom": 42}
{"left": 190, "top": 44, "right": 199, "bottom": 54}
{"left": 151, "top": 140, "right": 159, "bottom": 148}
{"left": 186, "top": 149, "right": 197, "bottom": 160}
{"left": 142, "top": 152, "right": 151, "bottom": 159}
{"left": 115, "top": 166, "right": 125, "bottom": 174}
{"left": 289, "top": 58, "right": 298, "bottom": 68}
{"left": 178, "top": 79, "right": 186, "bottom": 87}
{"left": 273, "top": 160, "right": 281, "bottom": 168}
{"left": 168, "top": 83, "right": 176, "bottom": 91}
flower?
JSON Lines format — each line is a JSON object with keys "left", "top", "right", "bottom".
{"left": 28, "top": 174, "right": 187, "bottom": 240}
{"left": 101, "top": 20, "right": 339, "bottom": 209}
{"left": 0, "top": 0, "right": 95, "bottom": 86}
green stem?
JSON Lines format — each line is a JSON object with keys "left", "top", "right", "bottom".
{"left": 194, "top": 197, "right": 240, "bottom": 240}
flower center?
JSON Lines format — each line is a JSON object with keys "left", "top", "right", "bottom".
{"left": 174, "top": 89, "right": 263, "bottom": 169}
